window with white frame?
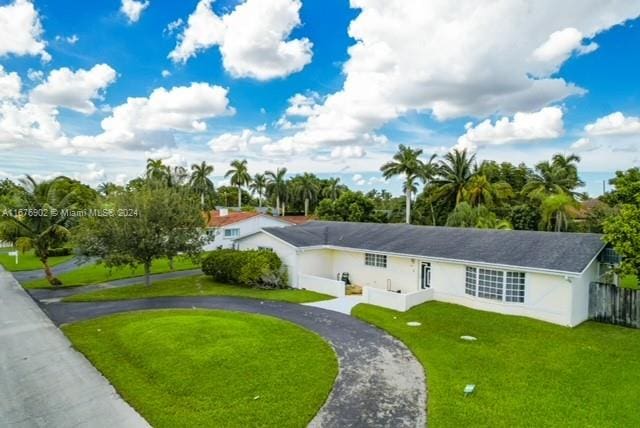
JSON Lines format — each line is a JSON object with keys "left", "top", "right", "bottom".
{"left": 224, "top": 228, "right": 240, "bottom": 238}
{"left": 505, "top": 271, "right": 525, "bottom": 303}
{"left": 465, "top": 266, "right": 525, "bottom": 303}
{"left": 365, "top": 253, "right": 387, "bottom": 268}
{"left": 465, "top": 267, "right": 477, "bottom": 296}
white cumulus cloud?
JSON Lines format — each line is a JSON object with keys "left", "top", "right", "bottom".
{"left": 331, "top": 145, "right": 366, "bottom": 159}
{"left": 169, "top": 0, "right": 313, "bottom": 80}
{"left": 456, "top": 107, "right": 564, "bottom": 152}
{"left": 530, "top": 27, "right": 598, "bottom": 75}
{"left": 0, "top": 0, "right": 50, "bottom": 61}
{"left": 0, "top": 66, "right": 22, "bottom": 100}
{"left": 265, "top": 0, "right": 640, "bottom": 156}
{"left": 570, "top": 137, "right": 598, "bottom": 152}
{"left": 121, "top": 0, "right": 149, "bottom": 23}
{"left": 208, "top": 129, "right": 271, "bottom": 153}
{"left": 585, "top": 112, "right": 640, "bottom": 136}
{"left": 30, "top": 64, "right": 117, "bottom": 114}
{"left": 68, "top": 82, "right": 234, "bottom": 151}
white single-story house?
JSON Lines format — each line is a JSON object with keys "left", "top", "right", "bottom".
{"left": 203, "top": 209, "right": 310, "bottom": 251}
{"left": 236, "top": 221, "right": 609, "bottom": 327}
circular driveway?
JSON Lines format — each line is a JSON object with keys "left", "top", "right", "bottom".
{"left": 44, "top": 296, "right": 427, "bottom": 427}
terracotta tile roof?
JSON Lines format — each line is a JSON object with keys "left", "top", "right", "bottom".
{"left": 280, "top": 215, "right": 313, "bottom": 225}
{"left": 205, "top": 211, "right": 259, "bottom": 228}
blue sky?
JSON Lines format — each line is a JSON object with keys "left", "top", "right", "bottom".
{"left": 0, "top": 0, "right": 639, "bottom": 196}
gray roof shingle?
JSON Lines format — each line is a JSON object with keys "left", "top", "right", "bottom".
{"left": 262, "top": 221, "right": 605, "bottom": 274}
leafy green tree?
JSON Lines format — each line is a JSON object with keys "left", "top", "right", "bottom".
{"left": 189, "top": 161, "right": 215, "bottom": 208}
{"left": 603, "top": 194, "right": 640, "bottom": 279}
{"left": 317, "top": 191, "right": 377, "bottom": 222}
{"left": 509, "top": 204, "right": 540, "bottom": 230}
{"left": 464, "top": 174, "right": 513, "bottom": 208}
{"left": 225, "top": 159, "right": 251, "bottom": 210}
{"left": 605, "top": 167, "right": 640, "bottom": 206}
{"left": 250, "top": 173, "right": 268, "bottom": 208}
{"left": 266, "top": 168, "right": 288, "bottom": 215}
{"left": 432, "top": 148, "right": 476, "bottom": 207}
{"left": 75, "top": 184, "right": 206, "bottom": 286}
{"left": 539, "top": 193, "right": 578, "bottom": 232}
{"left": 0, "top": 176, "right": 78, "bottom": 285}
{"left": 381, "top": 144, "right": 426, "bottom": 224}
{"left": 445, "top": 202, "right": 511, "bottom": 229}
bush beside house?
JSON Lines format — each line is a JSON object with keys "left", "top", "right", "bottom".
{"left": 202, "top": 249, "right": 288, "bottom": 289}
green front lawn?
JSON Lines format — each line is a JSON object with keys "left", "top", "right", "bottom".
{"left": 621, "top": 274, "right": 638, "bottom": 289}
{"left": 64, "top": 275, "right": 332, "bottom": 304}
{"left": 63, "top": 310, "right": 337, "bottom": 427}
{"left": 353, "top": 301, "right": 640, "bottom": 428}
{"left": 0, "top": 249, "right": 74, "bottom": 272}
{"left": 24, "top": 256, "right": 201, "bottom": 289}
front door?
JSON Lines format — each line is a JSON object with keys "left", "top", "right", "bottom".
{"left": 421, "top": 262, "right": 431, "bottom": 289}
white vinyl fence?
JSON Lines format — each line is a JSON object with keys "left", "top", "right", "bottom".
{"left": 298, "top": 273, "right": 346, "bottom": 297}
{"left": 363, "top": 287, "right": 433, "bottom": 312}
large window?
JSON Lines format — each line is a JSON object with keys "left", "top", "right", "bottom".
{"left": 365, "top": 253, "right": 387, "bottom": 268}
{"left": 465, "top": 267, "right": 525, "bottom": 303}
{"left": 224, "top": 228, "right": 240, "bottom": 238}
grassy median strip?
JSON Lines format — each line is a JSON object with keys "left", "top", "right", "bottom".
{"left": 64, "top": 274, "right": 332, "bottom": 304}
{"left": 63, "top": 310, "right": 338, "bottom": 427}
{"left": 0, "top": 249, "right": 73, "bottom": 272}
{"left": 24, "top": 257, "right": 200, "bottom": 289}
{"left": 353, "top": 301, "right": 640, "bottom": 428}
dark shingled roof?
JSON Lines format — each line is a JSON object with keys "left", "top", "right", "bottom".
{"left": 262, "top": 221, "right": 605, "bottom": 274}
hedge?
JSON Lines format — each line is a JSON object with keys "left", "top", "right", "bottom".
{"left": 202, "top": 249, "right": 288, "bottom": 289}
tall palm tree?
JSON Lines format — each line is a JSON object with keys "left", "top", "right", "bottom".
{"left": 250, "top": 173, "right": 268, "bottom": 208}
{"left": 266, "top": 168, "right": 288, "bottom": 215}
{"left": 189, "top": 161, "right": 215, "bottom": 208}
{"left": 1, "top": 176, "right": 77, "bottom": 285}
{"left": 418, "top": 153, "right": 439, "bottom": 224}
{"left": 523, "top": 154, "right": 585, "bottom": 200}
{"left": 322, "top": 177, "right": 343, "bottom": 201}
{"left": 146, "top": 158, "right": 168, "bottom": 182}
{"left": 540, "top": 193, "right": 578, "bottom": 232}
{"left": 432, "top": 148, "right": 476, "bottom": 206}
{"left": 225, "top": 160, "right": 251, "bottom": 210}
{"left": 380, "top": 145, "right": 425, "bottom": 224}
{"left": 296, "top": 173, "right": 320, "bottom": 216}
{"left": 97, "top": 182, "right": 118, "bottom": 196}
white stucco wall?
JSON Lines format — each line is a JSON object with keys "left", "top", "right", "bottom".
{"left": 236, "top": 232, "right": 298, "bottom": 286}
{"left": 204, "top": 216, "right": 290, "bottom": 250}
{"left": 237, "top": 230, "right": 597, "bottom": 326}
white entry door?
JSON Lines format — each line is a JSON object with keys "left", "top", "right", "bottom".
{"left": 421, "top": 262, "right": 431, "bottom": 289}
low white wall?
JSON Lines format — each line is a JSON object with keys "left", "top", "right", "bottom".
{"left": 363, "top": 287, "right": 433, "bottom": 312}
{"left": 299, "top": 273, "right": 345, "bottom": 297}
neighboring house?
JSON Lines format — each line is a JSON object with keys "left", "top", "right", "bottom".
{"left": 203, "top": 209, "right": 310, "bottom": 250}
{"left": 236, "top": 221, "right": 610, "bottom": 327}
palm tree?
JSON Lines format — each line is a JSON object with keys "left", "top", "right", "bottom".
{"left": 146, "top": 158, "right": 168, "bottom": 182}
{"left": 540, "top": 193, "right": 578, "bottom": 232}
{"left": 225, "top": 160, "right": 251, "bottom": 210}
{"left": 266, "top": 168, "right": 288, "bottom": 215}
{"left": 250, "top": 173, "right": 268, "bottom": 208}
{"left": 1, "top": 176, "right": 77, "bottom": 285}
{"left": 381, "top": 145, "right": 425, "bottom": 224}
{"left": 418, "top": 153, "right": 439, "bottom": 224}
{"left": 322, "top": 177, "right": 343, "bottom": 201}
{"left": 523, "top": 154, "right": 585, "bottom": 200}
{"left": 97, "top": 182, "right": 118, "bottom": 196}
{"left": 189, "top": 161, "right": 215, "bottom": 208}
{"left": 296, "top": 173, "right": 320, "bottom": 216}
{"left": 464, "top": 175, "right": 513, "bottom": 207}
{"left": 432, "top": 148, "right": 476, "bottom": 206}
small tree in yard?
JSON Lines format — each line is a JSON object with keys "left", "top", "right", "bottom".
{"left": 603, "top": 194, "right": 640, "bottom": 280}
{"left": 0, "top": 176, "right": 78, "bottom": 286}
{"left": 76, "top": 183, "right": 207, "bottom": 286}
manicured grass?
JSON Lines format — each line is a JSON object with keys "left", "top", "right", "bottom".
{"left": 621, "top": 274, "right": 639, "bottom": 289}
{"left": 0, "top": 249, "right": 73, "bottom": 272}
{"left": 63, "top": 310, "right": 337, "bottom": 427}
{"left": 64, "top": 275, "right": 332, "bottom": 304}
{"left": 24, "top": 257, "right": 200, "bottom": 289}
{"left": 353, "top": 301, "right": 640, "bottom": 428}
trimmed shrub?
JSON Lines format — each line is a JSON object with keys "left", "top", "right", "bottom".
{"left": 202, "top": 249, "right": 288, "bottom": 289}
{"left": 47, "top": 247, "right": 72, "bottom": 257}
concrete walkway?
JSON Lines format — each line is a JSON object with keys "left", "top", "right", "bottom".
{"left": 0, "top": 266, "right": 150, "bottom": 428}
{"left": 43, "top": 296, "right": 427, "bottom": 427}
{"left": 304, "top": 295, "right": 365, "bottom": 314}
